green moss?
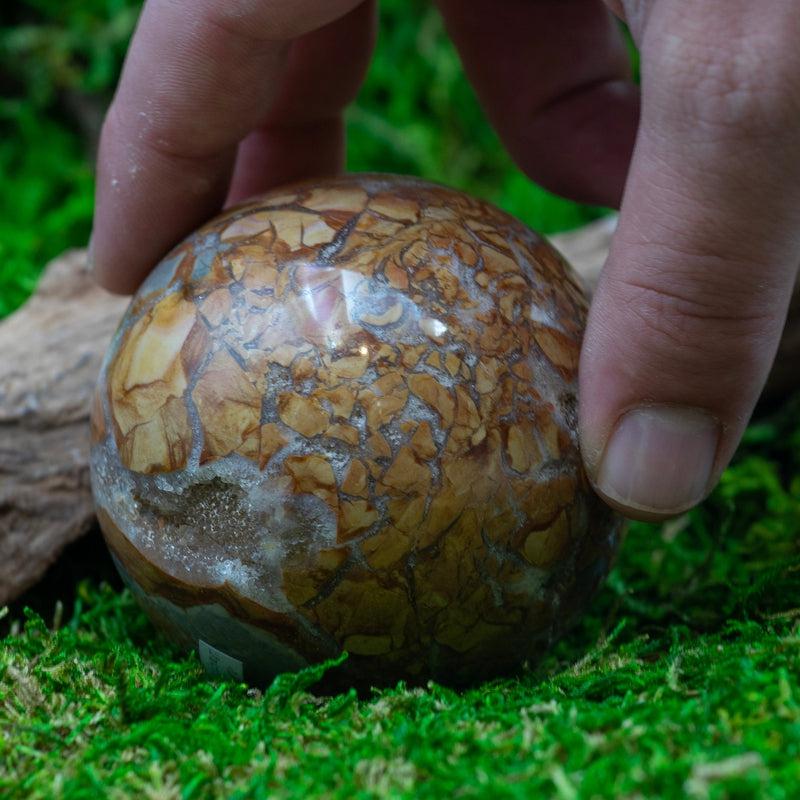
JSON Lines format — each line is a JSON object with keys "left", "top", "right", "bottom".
{"left": 2, "top": 397, "right": 800, "bottom": 798}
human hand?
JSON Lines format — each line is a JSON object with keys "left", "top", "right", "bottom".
{"left": 92, "top": 0, "right": 800, "bottom": 522}
{"left": 439, "top": 0, "right": 800, "bottom": 520}
{"left": 91, "top": 0, "right": 376, "bottom": 293}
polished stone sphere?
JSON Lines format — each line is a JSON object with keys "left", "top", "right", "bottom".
{"left": 90, "top": 174, "right": 621, "bottom": 688}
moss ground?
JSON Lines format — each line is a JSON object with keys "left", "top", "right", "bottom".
{"left": 2, "top": 1, "right": 799, "bottom": 797}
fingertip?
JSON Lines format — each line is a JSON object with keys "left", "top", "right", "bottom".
{"left": 580, "top": 404, "right": 720, "bottom": 520}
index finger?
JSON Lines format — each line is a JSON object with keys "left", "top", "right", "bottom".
{"left": 92, "top": 0, "right": 370, "bottom": 294}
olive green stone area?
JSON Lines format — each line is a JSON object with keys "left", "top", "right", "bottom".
{"left": 3, "top": 395, "right": 800, "bottom": 798}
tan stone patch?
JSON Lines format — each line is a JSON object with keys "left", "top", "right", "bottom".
{"left": 325, "top": 423, "right": 360, "bottom": 446}
{"left": 505, "top": 421, "right": 544, "bottom": 474}
{"left": 220, "top": 212, "right": 274, "bottom": 241}
{"left": 369, "top": 192, "right": 419, "bottom": 222}
{"left": 454, "top": 240, "right": 478, "bottom": 267}
{"left": 523, "top": 510, "right": 570, "bottom": 568}
{"left": 90, "top": 387, "right": 106, "bottom": 445}
{"left": 534, "top": 327, "right": 580, "bottom": 372}
{"left": 338, "top": 499, "right": 379, "bottom": 541}
{"left": 109, "top": 292, "right": 197, "bottom": 468}
{"left": 408, "top": 373, "right": 454, "bottom": 427}
{"left": 315, "top": 386, "right": 356, "bottom": 420}
{"left": 481, "top": 245, "right": 519, "bottom": 275}
{"left": 302, "top": 185, "right": 368, "bottom": 213}
{"left": 372, "top": 343, "right": 398, "bottom": 363}
{"left": 269, "top": 210, "right": 310, "bottom": 250}
{"left": 454, "top": 386, "right": 481, "bottom": 430}
{"left": 434, "top": 267, "right": 460, "bottom": 303}
{"left": 359, "top": 214, "right": 405, "bottom": 238}
{"left": 268, "top": 342, "right": 312, "bottom": 368}
{"left": 388, "top": 495, "right": 426, "bottom": 533}
{"left": 425, "top": 352, "right": 441, "bottom": 370}
{"left": 399, "top": 344, "right": 427, "bottom": 369}
{"left": 327, "top": 352, "right": 369, "bottom": 380}
{"left": 380, "top": 446, "right": 431, "bottom": 496}
{"left": 416, "top": 485, "right": 469, "bottom": 549}
{"left": 282, "top": 546, "right": 348, "bottom": 606}
{"left": 401, "top": 240, "right": 430, "bottom": 271}
{"left": 119, "top": 395, "right": 191, "bottom": 473}
{"left": 301, "top": 217, "right": 337, "bottom": 247}
{"left": 278, "top": 393, "right": 329, "bottom": 437}
{"left": 385, "top": 259, "right": 409, "bottom": 290}
{"left": 309, "top": 571, "right": 413, "bottom": 649}
{"left": 259, "top": 423, "right": 288, "bottom": 469}
{"left": 511, "top": 361, "right": 534, "bottom": 382}
{"left": 511, "top": 474, "right": 577, "bottom": 528}
{"left": 342, "top": 459, "right": 369, "bottom": 497}
{"left": 359, "top": 373, "right": 408, "bottom": 430}
{"left": 409, "top": 421, "right": 437, "bottom": 460}
{"left": 444, "top": 352, "right": 461, "bottom": 377}
{"left": 284, "top": 454, "right": 337, "bottom": 508}
{"left": 192, "top": 348, "right": 262, "bottom": 462}
{"left": 361, "top": 527, "right": 411, "bottom": 570}
{"left": 115, "top": 292, "right": 195, "bottom": 396}
{"left": 199, "top": 288, "right": 231, "bottom": 327}
{"left": 292, "top": 356, "right": 316, "bottom": 381}
{"left": 367, "top": 432, "right": 392, "bottom": 459}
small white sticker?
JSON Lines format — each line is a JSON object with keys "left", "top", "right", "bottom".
{"left": 198, "top": 640, "right": 244, "bottom": 681}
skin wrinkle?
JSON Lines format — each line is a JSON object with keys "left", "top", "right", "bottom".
{"left": 198, "top": 0, "right": 366, "bottom": 42}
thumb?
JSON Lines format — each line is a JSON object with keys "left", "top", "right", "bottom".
{"left": 580, "top": 0, "right": 800, "bottom": 520}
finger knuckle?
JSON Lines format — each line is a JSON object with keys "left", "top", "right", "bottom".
{"left": 199, "top": 0, "right": 359, "bottom": 43}
{"left": 202, "top": 2, "right": 301, "bottom": 42}
{"left": 611, "top": 265, "right": 778, "bottom": 374}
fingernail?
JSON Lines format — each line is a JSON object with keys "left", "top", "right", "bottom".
{"left": 596, "top": 405, "right": 720, "bottom": 515}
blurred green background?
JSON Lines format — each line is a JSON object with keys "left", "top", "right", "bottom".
{"left": 0, "top": 0, "right": 609, "bottom": 319}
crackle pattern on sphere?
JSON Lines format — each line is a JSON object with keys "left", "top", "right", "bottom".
{"left": 90, "top": 174, "right": 620, "bottom": 687}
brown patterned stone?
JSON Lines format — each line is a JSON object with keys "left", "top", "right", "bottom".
{"left": 278, "top": 392, "right": 329, "bottom": 437}
{"left": 408, "top": 373, "right": 455, "bottom": 427}
{"left": 192, "top": 348, "right": 262, "bottom": 462}
{"left": 90, "top": 174, "right": 621, "bottom": 689}
{"left": 341, "top": 459, "right": 369, "bottom": 497}
{"left": 359, "top": 373, "right": 408, "bottom": 430}
{"left": 284, "top": 454, "right": 338, "bottom": 509}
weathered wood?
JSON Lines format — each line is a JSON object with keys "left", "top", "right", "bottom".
{"left": 0, "top": 251, "right": 128, "bottom": 605}
{"left": 1, "top": 221, "right": 798, "bottom": 605}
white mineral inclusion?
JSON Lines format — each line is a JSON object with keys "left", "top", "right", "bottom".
{"left": 420, "top": 317, "right": 448, "bottom": 340}
{"left": 90, "top": 440, "right": 316, "bottom": 616}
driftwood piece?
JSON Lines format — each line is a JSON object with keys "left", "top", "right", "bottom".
{"left": 1, "top": 219, "right": 798, "bottom": 605}
{"left": 0, "top": 252, "right": 128, "bottom": 605}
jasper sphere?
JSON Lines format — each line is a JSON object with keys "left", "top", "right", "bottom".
{"left": 90, "top": 174, "right": 620, "bottom": 688}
